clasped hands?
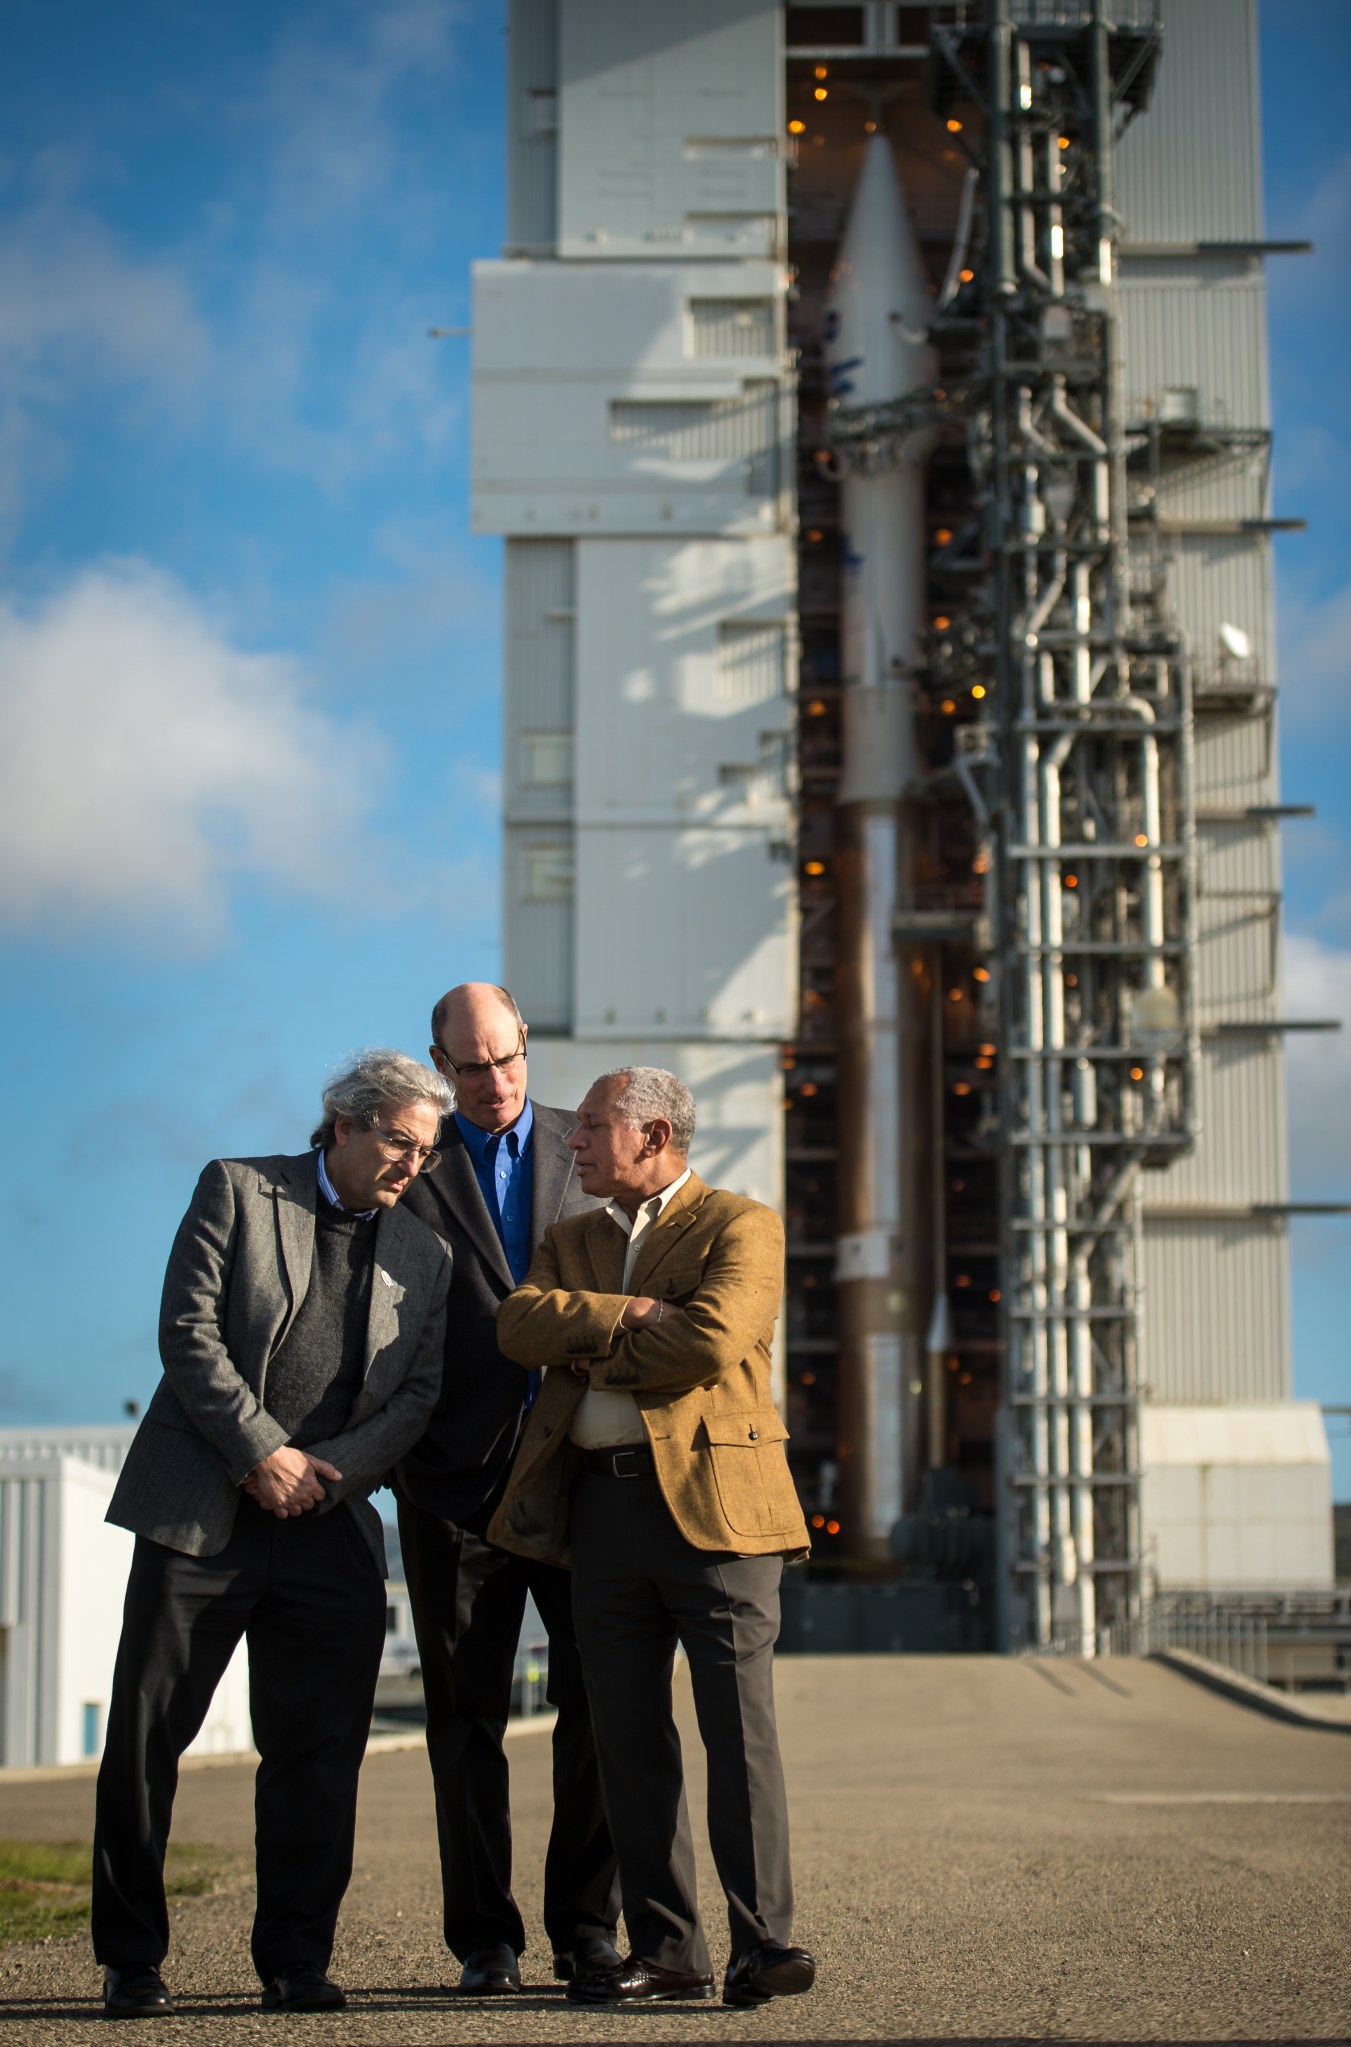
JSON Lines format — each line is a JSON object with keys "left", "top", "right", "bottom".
{"left": 241, "top": 1445, "right": 342, "bottom": 1519}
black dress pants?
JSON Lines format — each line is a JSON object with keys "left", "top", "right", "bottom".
{"left": 397, "top": 1497, "right": 619, "bottom": 1960}
{"left": 569, "top": 1468, "right": 794, "bottom": 1976}
{"left": 92, "top": 1506, "right": 386, "bottom": 1982}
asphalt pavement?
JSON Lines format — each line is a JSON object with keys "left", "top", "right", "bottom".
{"left": 1, "top": 1654, "right": 1347, "bottom": 2044}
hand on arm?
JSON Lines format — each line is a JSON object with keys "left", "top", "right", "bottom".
{"left": 241, "top": 1446, "right": 342, "bottom": 1518}
{"left": 620, "top": 1297, "right": 685, "bottom": 1332}
{"left": 593, "top": 1210, "right": 784, "bottom": 1396}
{"left": 497, "top": 1231, "right": 631, "bottom": 1364}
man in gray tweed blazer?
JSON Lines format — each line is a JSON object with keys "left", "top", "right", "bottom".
{"left": 91, "top": 1050, "right": 453, "bottom": 2021}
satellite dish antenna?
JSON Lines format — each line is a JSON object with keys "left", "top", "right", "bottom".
{"left": 1218, "top": 622, "right": 1252, "bottom": 661}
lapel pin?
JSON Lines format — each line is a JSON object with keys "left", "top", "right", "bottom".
{"left": 378, "top": 1268, "right": 394, "bottom": 1288}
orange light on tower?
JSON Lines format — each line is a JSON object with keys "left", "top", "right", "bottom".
{"left": 947, "top": 118, "right": 963, "bottom": 133}
{"left": 788, "top": 119, "right": 806, "bottom": 135}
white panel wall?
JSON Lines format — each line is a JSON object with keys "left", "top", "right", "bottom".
{"left": 572, "top": 536, "right": 795, "bottom": 1040}
{"left": 557, "top": 0, "right": 783, "bottom": 259}
{"left": 0, "top": 1455, "right": 251, "bottom": 1768}
{"left": 472, "top": 259, "right": 789, "bottom": 538}
{"left": 1140, "top": 1405, "right": 1333, "bottom": 1591}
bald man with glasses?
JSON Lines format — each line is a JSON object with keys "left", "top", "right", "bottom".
{"left": 393, "top": 985, "right": 618, "bottom": 1994}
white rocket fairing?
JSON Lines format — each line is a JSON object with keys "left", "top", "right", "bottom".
{"left": 824, "top": 133, "right": 938, "bottom": 705}
{"left": 824, "top": 136, "right": 939, "bottom": 1556}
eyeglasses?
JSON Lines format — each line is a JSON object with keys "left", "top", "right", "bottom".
{"left": 439, "top": 1032, "right": 526, "bottom": 1081}
{"left": 370, "top": 1122, "right": 441, "bottom": 1172}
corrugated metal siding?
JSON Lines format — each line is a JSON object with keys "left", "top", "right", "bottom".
{"left": 1192, "top": 714, "right": 1273, "bottom": 808}
{"left": 1194, "top": 885, "right": 1279, "bottom": 1010}
{"left": 689, "top": 297, "right": 777, "bottom": 358}
{"left": 503, "top": 538, "right": 574, "bottom": 753}
{"left": 506, "top": 0, "right": 558, "bottom": 254}
{"left": 609, "top": 386, "right": 779, "bottom": 462}
{"left": 718, "top": 619, "right": 785, "bottom": 703}
{"left": 1115, "top": 0, "right": 1262, "bottom": 245}
{"left": 1010, "top": 0, "right": 1159, "bottom": 24}
{"left": 1148, "top": 1038, "right": 1288, "bottom": 1205}
{"left": 1167, "top": 533, "right": 1275, "bottom": 676}
{"left": 503, "top": 539, "right": 575, "bottom": 1031}
{"left": 1138, "top": 1220, "right": 1290, "bottom": 1402}
{"left": 504, "top": 825, "right": 573, "bottom": 1030}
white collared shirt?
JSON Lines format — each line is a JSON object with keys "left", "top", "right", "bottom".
{"left": 570, "top": 1167, "right": 692, "bottom": 1450}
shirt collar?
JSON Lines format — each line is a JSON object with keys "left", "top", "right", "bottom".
{"left": 605, "top": 1164, "right": 692, "bottom": 1239}
{"left": 454, "top": 1094, "right": 534, "bottom": 1166}
{"left": 316, "top": 1147, "right": 377, "bottom": 1221}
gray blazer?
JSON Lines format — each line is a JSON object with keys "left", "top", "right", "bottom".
{"left": 107, "top": 1151, "right": 452, "bottom": 1570}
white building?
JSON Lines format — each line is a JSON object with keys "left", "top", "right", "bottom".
{"left": 0, "top": 1429, "right": 249, "bottom": 1769}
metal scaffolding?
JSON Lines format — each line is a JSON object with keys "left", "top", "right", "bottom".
{"left": 826, "top": 0, "right": 1198, "bottom": 1647}
{"left": 944, "top": 0, "right": 1196, "bottom": 1650}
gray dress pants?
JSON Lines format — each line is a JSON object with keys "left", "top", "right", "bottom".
{"left": 569, "top": 1465, "right": 794, "bottom": 1975}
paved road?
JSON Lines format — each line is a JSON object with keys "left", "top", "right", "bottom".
{"left": 2, "top": 1655, "right": 1348, "bottom": 2043}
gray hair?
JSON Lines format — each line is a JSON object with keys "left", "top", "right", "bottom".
{"left": 310, "top": 1048, "right": 453, "bottom": 1150}
{"left": 599, "top": 1066, "right": 696, "bottom": 1155}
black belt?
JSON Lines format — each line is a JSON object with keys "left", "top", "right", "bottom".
{"left": 582, "top": 1445, "right": 655, "bottom": 1479}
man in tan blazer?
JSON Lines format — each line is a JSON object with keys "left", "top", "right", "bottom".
{"left": 492, "top": 1066, "right": 815, "bottom": 2013}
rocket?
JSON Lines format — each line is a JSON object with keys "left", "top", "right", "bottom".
{"left": 823, "top": 136, "right": 940, "bottom": 1558}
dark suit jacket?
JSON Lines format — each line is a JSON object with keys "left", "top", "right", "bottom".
{"left": 107, "top": 1152, "right": 452, "bottom": 1570}
{"left": 394, "top": 1101, "right": 598, "bottom": 1527}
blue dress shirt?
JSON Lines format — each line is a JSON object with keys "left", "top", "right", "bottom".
{"left": 454, "top": 1098, "right": 539, "bottom": 1407}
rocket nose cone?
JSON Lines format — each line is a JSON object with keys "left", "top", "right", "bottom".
{"left": 822, "top": 134, "right": 938, "bottom": 408}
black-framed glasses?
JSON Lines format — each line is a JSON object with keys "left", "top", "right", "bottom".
{"left": 440, "top": 1032, "right": 525, "bottom": 1081}
{"left": 370, "top": 1121, "right": 441, "bottom": 1172}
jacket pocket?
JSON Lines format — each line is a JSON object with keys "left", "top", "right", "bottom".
{"left": 701, "top": 1411, "right": 795, "bottom": 1538}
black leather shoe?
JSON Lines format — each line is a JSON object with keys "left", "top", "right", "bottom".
{"left": 102, "top": 1965, "right": 174, "bottom": 2017}
{"left": 723, "top": 1941, "right": 817, "bottom": 2007}
{"left": 260, "top": 1963, "right": 346, "bottom": 2011}
{"left": 553, "top": 1935, "right": 622, "bottom": 1982}
{"left": 567, "top": 1958, "right": 716, "bottom": 2006}
{"left": 459, "top": 1944, "right": 521, "bottom": 1993}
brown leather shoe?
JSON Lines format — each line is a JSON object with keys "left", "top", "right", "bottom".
{"left": 566, "top": 1958, "right": 716, "bottom": 2006}
{"left": 723, "top": 1941, "right": 817, "bottom": 2006}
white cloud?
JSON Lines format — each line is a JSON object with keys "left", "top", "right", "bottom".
{"left": 1274, "top": 574, "right": 1351, "bottom": 740}
{"left": 0, "top": 199, "right": 211, "bottom": 539}
{"left": 1282, "top": 930, "right": 1351, "bottom": 1197}
{"left": 0, "top": 561, "right": 394, "bottom": 942}
{"left": 248, "top": 0, "right": 466, "bottom": 237}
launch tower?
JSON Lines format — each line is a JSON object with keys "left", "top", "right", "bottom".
{"left": 472, "top": 0, "right": 1334, "bottom": 1652}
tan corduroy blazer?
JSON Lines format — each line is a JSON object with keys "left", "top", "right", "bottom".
{"left": 489, "top": 1172, "right": 809, "bottom": 1565}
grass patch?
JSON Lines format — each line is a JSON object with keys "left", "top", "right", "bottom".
{"left": 0, "top": 1841, "right": 221, "bottom": 1947}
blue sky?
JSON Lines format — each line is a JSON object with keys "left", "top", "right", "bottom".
{"left": 1, "top": 1, "right": 1348, "bottom": 1498}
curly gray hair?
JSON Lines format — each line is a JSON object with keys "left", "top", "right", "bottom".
{"left": 310, "top": 1048, "right": 453, "bottom": 1150}
{"left": 599, "top": 1066, "right": 696, "bottom": 1155}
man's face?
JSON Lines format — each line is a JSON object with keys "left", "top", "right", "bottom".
{"left": 431, "top": 1003, "right": 528, "bottom": 1133}
{"left": 328, "top": 1098, "right": 442, "bottom": 1211}
{"left": 568, "top": 1078, "right": 651, "bottom": 1200}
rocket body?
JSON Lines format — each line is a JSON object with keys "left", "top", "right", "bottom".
{"left": 825, "top": 137, "right": 938, "bottom": 1555}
